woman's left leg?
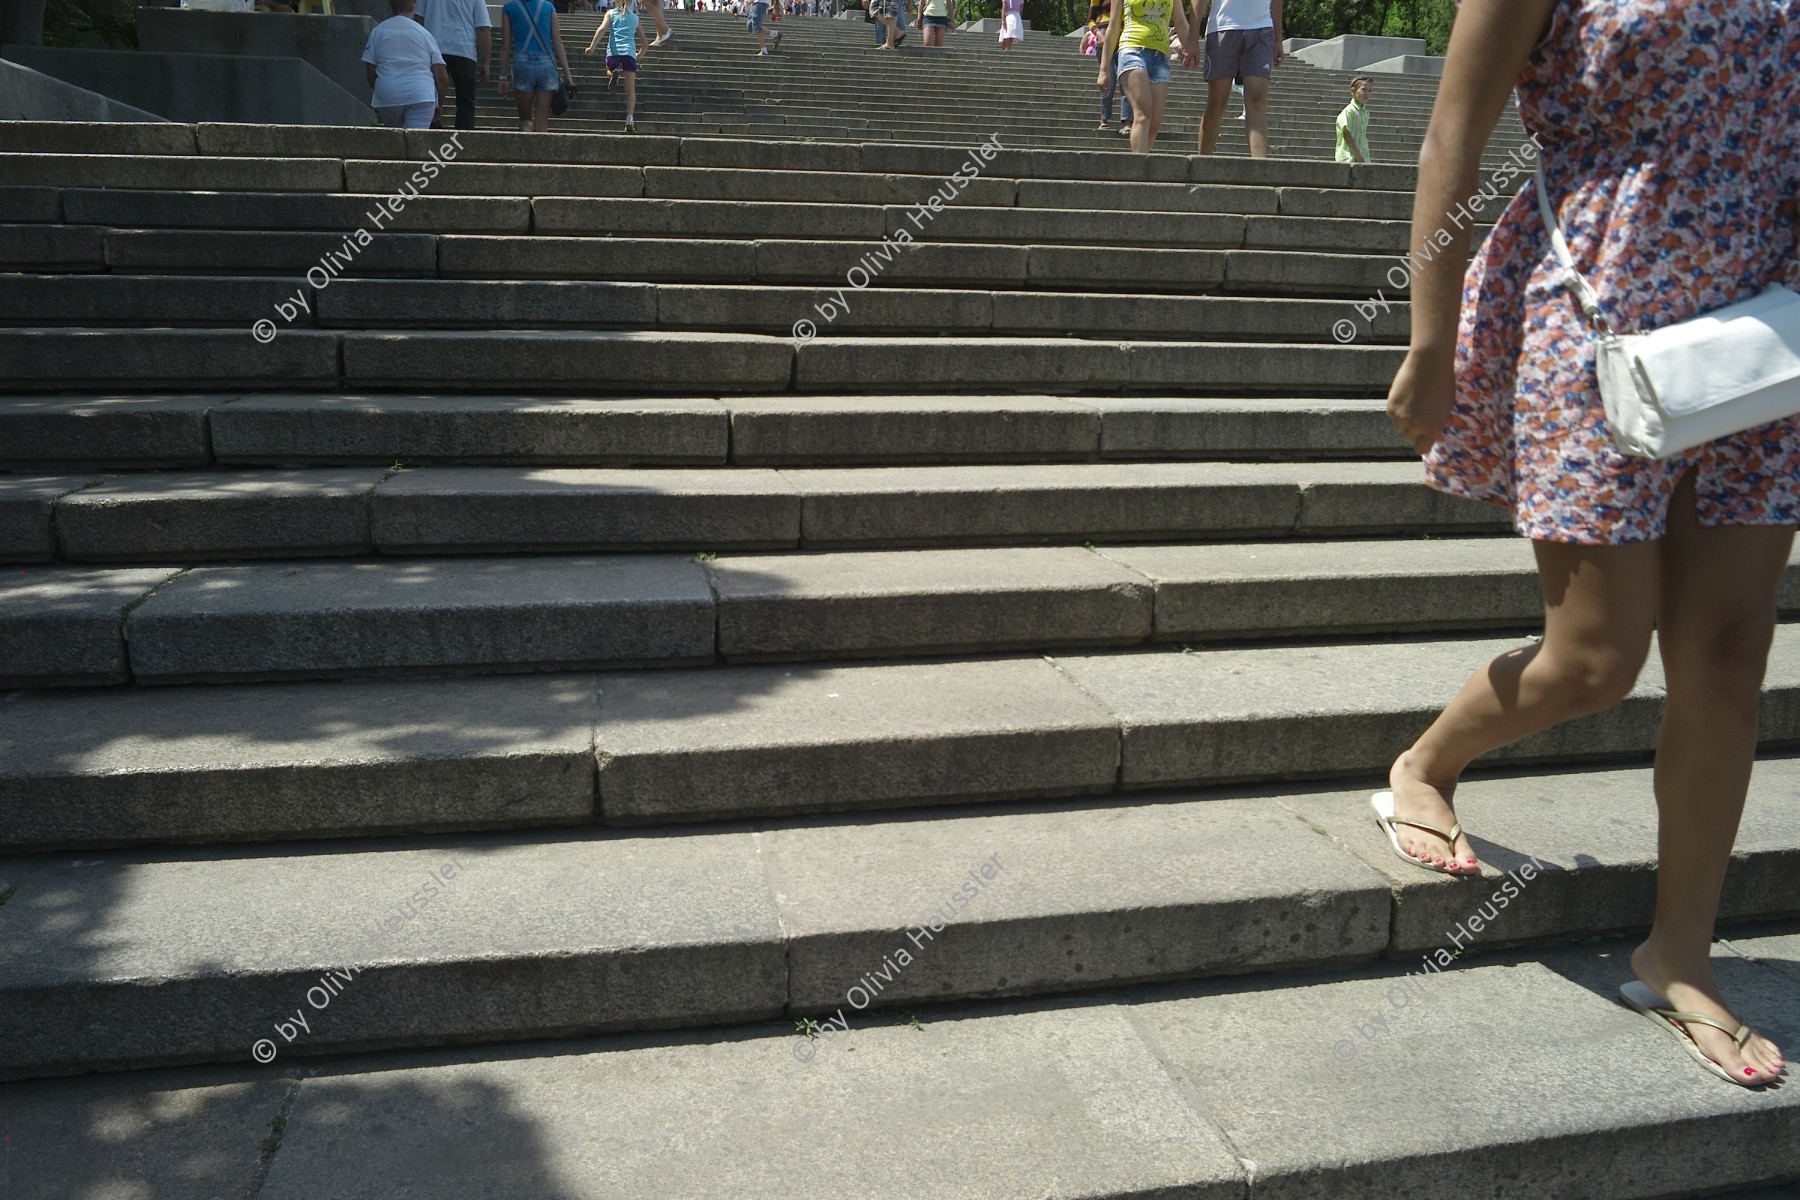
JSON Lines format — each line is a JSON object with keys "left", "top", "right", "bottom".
{"left": 1631, "top": 470, "right": 1791, "bottom": 1084}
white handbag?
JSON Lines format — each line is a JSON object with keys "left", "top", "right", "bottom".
{"left": 1534, "top": 162, "right": 1800, "bottom": 458}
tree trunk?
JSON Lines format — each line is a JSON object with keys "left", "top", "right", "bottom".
{"left": 0, "top": 0, "right": 49, "bottom": 46}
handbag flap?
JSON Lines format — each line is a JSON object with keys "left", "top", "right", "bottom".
{"left": 1632, "top": 286, "right": 1800, "bottom": 417}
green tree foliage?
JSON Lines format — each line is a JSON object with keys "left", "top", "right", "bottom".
{"left": 43, "top": 0, "right": 137, "bottom": 47}
{"left": 1281, "top": 0, "right": 1456, "bottom": 54}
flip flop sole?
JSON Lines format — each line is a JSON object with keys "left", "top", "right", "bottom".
{"left": 1618, "top": 980, "right": 1760, "bottom": 1088}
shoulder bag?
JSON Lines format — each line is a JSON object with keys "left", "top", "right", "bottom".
{"left": 1535, "top": 161, "right": 1800, "bottom": 458}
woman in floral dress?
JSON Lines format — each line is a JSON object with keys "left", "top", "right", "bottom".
{"left": 1384, "top": 0, "right": 1797, "bottom": 1086}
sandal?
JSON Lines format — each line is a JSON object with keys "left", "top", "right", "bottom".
{"left": 1618, "top": 980, "right": 1777, "bottom": 1088}
{"left": 1369, "top": 790, "right": 1472, "bottom": 876}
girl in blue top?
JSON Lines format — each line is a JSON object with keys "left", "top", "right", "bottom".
{"left": 585, "top": 0, "right": 642, "bottom": 130}
{"left": 499, "top": 0, "right": 575, "bottom": 131}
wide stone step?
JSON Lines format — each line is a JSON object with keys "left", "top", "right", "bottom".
{"left": 10, "top": 626, "right": 1800, "bottom": 848}
{"left": 6, "top": 926, "right": 1790, "bottom": 1196}
{"left": 0, "top": 275, "right": 1412, "bottom": 343}
{"left": 9, "top": 536, "right": 1651, "bottom": 685}
{"left": 0, "top": 394, "right": 1407, "bottom": 472}
{"left": 5, "top": 460, "right": 1494, "bottom": 563}
{"left": 3, "top": 758, "right": 1798, "bottom": 1079}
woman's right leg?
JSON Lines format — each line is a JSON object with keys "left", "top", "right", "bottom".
{"left": 532, "top": 89, "right": 553, "bottom": 132}
{"left": 1130, "top": 79, "right": 1168, "bottom": 152}
{"left": 1387, "top": 537, "right": 1662, "bottom": 870}
{"left": 513, "top": 85, "right": 535, "bottom": 130}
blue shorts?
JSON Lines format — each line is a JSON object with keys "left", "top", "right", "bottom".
{"left": 1116, "top": 47, "right": 1171, "bottom": 85}
{"left": 921, "top": 13, "right": 949, "bottom": 26}
{"left": 747, "top": 0, "right": 769, "bottom": 31}
{"left": 511, "top": 53, "right": 559, "bottom": 92}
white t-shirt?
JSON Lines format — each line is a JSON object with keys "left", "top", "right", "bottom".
{"left": 1206, "top": 0, "right": 1272, "bottom": 33}
{"left": 415, "top": 0, "right": 492, "bottom": 61}
{"left": 362, "top": 16, "right": 445, "bottom": 108}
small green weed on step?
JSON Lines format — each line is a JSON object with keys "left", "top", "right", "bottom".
{"left": 794, "top": 1017, "right": 821, "bottom": 1040}
{"left": 693, "top": 551, "right": 718, "bottom": 562}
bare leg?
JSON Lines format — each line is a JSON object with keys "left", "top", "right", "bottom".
{"left": 1628, "top": 472, "right": 1790, "bottom": 1083}
{"left": 513, "top": 85, "right": 535, "bottom": 130}
{"left": 1388, "top": 537, "right": 1661, "bottom": 871}
{"left": 1198, "top": 75, "right": 1231, "bottom": 153}
{"left": 623, "top": 72, "right": 636, "bottom": 119}
{"left": 532, "top": 89, "right": 552, "bottom": 132}
{"left": 1120, "top": 71, "right": 1162, "bottom": 154}
{"left": 1241, "top": 73, "right": 1270, "bottom": 157}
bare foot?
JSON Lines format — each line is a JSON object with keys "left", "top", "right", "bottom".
{"left": 1387, "top": 751, "right": 1478, "bottom": 874}
{"left": 1631, "top": 941, "right": 1786, "bottom": 1085}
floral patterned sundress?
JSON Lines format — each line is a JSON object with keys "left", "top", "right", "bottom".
{"left": 1426, "top": 0, "right": 1800, "bottom": 544}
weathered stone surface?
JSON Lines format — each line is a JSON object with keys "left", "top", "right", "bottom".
{"left": 0, "top": 272, "right": 314, "bottom": 326}
{"left": 0, "top": 394, "right": 216, "bottom": 469}
{"left": 657, "top": 283, "right": 992, "bottom": 336}
{"left": 767, "top": 797, "right": 1389, "bottom": 1010}
{"left": 0, "top": 565, "right": 173, "bottom": 686}
{"left": 1026, "top": 244, "right": 1229, "bottom": 290}
{"left": 0, "top": 153, "right": 341, "bottom": 191}
{"left": 103, "top": 229, "right": 438, "bottom": 275}
{"left": 0, "top": 223, "right": 104, "bottom": 270}
{"left": 710, "top": 545, "right": 1151, "bottom": 659}
{"left": 0, "top": 831, "right": 782, "bottom": 1075}
{"left": 127, "top": 555, "right": 716, "bottom": 682}
{"left": 1015, "top": 178, "right": 1279, "bottom": 216}
{"left": 1134, "top": 945, "right": 1800, "bottom": 1200}
{"left": 0, "top": 329, "right": 338, "bottom": 389}
{"left": 1090, "top": 397, "right": 1405, "bottom": 459}
{"left": 726, "top": 395, "right": 1098, "bottom": 464}
{"left": 197, "top": 121, "right": 405, "bottom": 159}
{"left": 55, "top": 468, "right": 386, "bottom": 562}
{"left": 438, "top": 234, "right": 756, "bottom": 281}
{"left": 343, "top": 330, "right": 792, "bottom": 392}
{"left": 212, "top": 395, "right": 727, "bottom": 465}
{"left": 255, "top": 1008, "right": 1243, "bottom": 1200}
{"left": 317, "top": 279, "right": 657, "bottom": 328}
{"left": 1053, "top": 625, "right": 1800, "bottom": 789}
{"left": 784, "top": 462, "right": 1304, "bottom": 546}
{"left": 401, "top": 127, "right": 681, "bottom": 164}
{"left": 0, "top": 185, "right": 61, "bottom": 222}
{"left": 1099, "top": 537, "right": 1541, "bottom": 639}
{"left": 752, "top": 239, "right": 1030, "bottom": 286}
{"left": 1284, "top": 758, "right": 1800, "bottom": 956}
{"left": 0, "top": 120, "right": 198, "bottom": 155}
{"left": 371, "top": 466, "right": 800, "bottom": 552}
{"left": 0, "top": 475, "right": 93, "bottom": 562}
{"left": 0, "top": 674, "right": 598, "bottom": 849}
{"left": 595, "top": 657, "right": 1120, "bottom": 822}
{"left": 344, "top": 159, "right": 645, "bottom": 198}
{"left": 0, "top": 1067, "right": 290, "bottom": 1200}
{"left": 533, "top": 195, "right": 887, "bottom": 239}
{"left": 62, "top": 188, "right": 530, "bottom": 232}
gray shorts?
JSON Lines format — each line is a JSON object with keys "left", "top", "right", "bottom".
{"left": 1205, "top": 26, "right": 1275, "bottom": 81}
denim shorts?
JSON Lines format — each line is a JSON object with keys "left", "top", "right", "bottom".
{"left": 747, "top": 0, "right": 769, "bottom": 31}
{"left": 511, "top": 53, "right": 559, "bottom": 92}
{"left": 921, "top": 13, "right": 949, "bottom": 25}
{"left": 1116, "top": 47, "right": 1171, "bottom": 85}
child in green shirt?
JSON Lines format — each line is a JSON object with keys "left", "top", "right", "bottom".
{"left": 1335, "top": 76, "right": 1373, "bottom": 163}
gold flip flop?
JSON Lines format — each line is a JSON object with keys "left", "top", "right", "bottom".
{"left": 1619, "top": 980, "right": 1779, "bottom": 1088}
{"left": 1369, "top": 790, "right": 1470, "bottom": 876}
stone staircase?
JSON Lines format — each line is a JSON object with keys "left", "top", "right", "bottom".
{"left": 1, "top": 67, "right": 1797, "bottom": 1200}
{"left": 479, "top": 8, "right": 1528, "bottom": 160}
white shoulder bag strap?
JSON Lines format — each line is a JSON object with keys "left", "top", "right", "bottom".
{"left": 1533, "top": 160, "right": 1615, "bottom": 337}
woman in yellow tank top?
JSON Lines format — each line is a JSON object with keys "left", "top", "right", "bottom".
{"left": 1096, "top": 0, "right": 1198, "bottom": 153}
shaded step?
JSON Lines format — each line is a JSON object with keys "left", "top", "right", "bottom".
{"left": 21, "top": 460, "right": 1500, "bottom": 563}
{"left": 0, "top": 394, "right": 1409, "bottom": 471}
{"left": 14, "top": 932, "right": 1791, "bottom": 1200}
{"left": 1, "top": 782, "right": 1796, "bottom": 1095}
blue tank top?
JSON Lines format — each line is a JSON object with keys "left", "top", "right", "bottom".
{"left": 504, "top": 0, "right": 556, "bottom": 58}
{"left": 609, "top": 7, "right": 640, "bottom": 54}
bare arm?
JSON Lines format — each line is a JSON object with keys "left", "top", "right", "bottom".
{"left": 1096, "top": 0, "right": 1122, "bottom": 85}
{"left": 1387, "top": 0, "right": 1555, "bottom": 454}
{"left": 586, "top": 11, "right": 612, "bottom": 53}
{"left": 552, "top": 11, "right": 573, "bottom": 76}
{"left": 432, "top": 62, "right": 449, "bottom": 101}
{"left": 476, "top": 26, "right": 491, "bottom": 79}
{"left": 366, "top": 62, "right": 379, "bottom": 86}
{"left": 1270, "top": 0, "right": 1280, "bottom": 65}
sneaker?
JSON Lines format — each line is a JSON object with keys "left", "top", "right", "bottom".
{"left": 769, "top": 29, "right": 782, "bottom": 48}
{"left": 1118, "top": 123, "right": 1132, "bottom": 136}
{"left": 624, "top": 117, "right": 636, "bottom": 132}
{"left": 757, "top": 46, "right": 770, "bottom": 53}
{"left": 650, "top": 29, "right": 673, "bottom": 46}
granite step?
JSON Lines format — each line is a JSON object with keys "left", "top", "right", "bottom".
{"left": 3, "top": 759, "right": 1797, "bottom": 1079}
{"left": 0, "top": 394, "right": 1408, "bottom": 472}
{"left": 10, "top": 928, "right": 1792, "bottom": 1200}
{"left": 4, "top": 460, "right": 1494, "bottom": 564}
{"left": 9, "top": 625, "right": 1800, "bottom": 848}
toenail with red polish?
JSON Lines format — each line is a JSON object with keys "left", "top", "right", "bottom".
{"left": 1745, "top": 1067, "right": 1758, "bottom": 1076}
